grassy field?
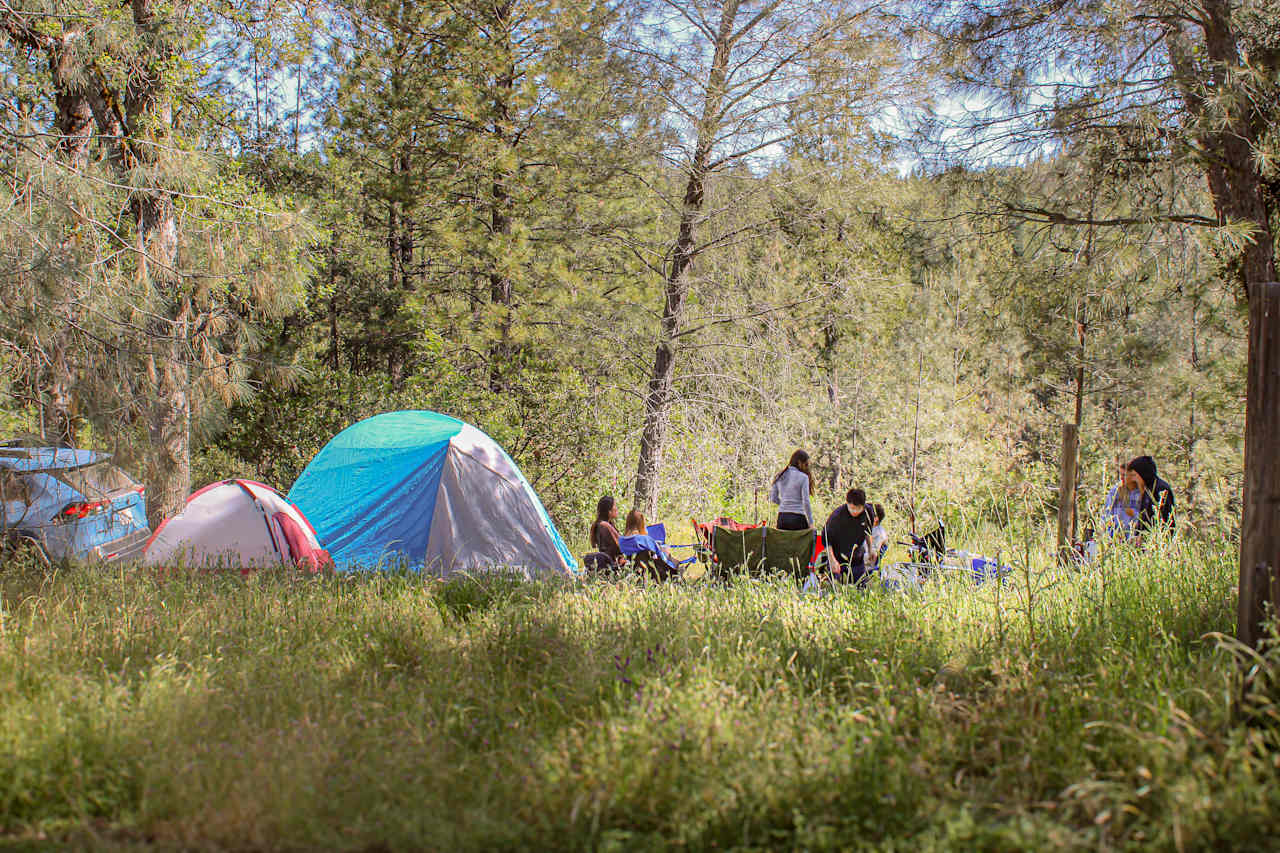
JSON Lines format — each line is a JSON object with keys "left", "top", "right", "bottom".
{"left": 2, "top": 531, "right": 1278, "bottom": 851}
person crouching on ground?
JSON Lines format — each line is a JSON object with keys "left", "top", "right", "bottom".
{"left": 824, "top": 488, "right": 874, "bottom": 586}
{"left": 1127, "top": 455, "right": 1175, "bottom": 544}
{"left": 584, "top": 495, "right": 623, "bottom": 572}
{"left": 769, "top": 449, "right": 814, "bottom": 530}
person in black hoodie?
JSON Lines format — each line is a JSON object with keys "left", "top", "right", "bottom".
{"left": 1126, "top": 455, "right": 1175, "bottom": 541}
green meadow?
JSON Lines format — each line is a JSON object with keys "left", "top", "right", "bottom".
{"left": 2, "top": 527, "right": 1277, "bottom": 851}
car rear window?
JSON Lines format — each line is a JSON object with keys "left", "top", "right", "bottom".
{"left": 52, "top": 463, "right": 139, "bottom": 499}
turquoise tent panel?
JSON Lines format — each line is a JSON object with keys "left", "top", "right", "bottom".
{"left": 298, "top": 410, "right": 462, "bottom": 475}
{"left": 289, "top": 410, "right": 574, "bottom": 573}
{"left": 288, "top": 411, "right": 463, "bottom": 567}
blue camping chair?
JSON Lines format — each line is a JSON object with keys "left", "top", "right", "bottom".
{"left": 967, "top": 555, "right": 1013, "bottom": 586}
{"left": 618, "top": 524, "right": 696, "bottom": 581}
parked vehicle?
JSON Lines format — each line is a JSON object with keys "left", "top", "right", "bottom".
{"left": 0, "top": 442, "right": 150, "bottom": 564}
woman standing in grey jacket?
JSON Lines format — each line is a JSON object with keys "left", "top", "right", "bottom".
{"left": 768, "top": 449, "right": 814, "bottom": 530}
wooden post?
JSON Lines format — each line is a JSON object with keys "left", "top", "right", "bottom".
{"left": 909, "top": 350, "right": 923, "bottom": 535}
{"left": 1057, "top": 423, "right": 1079, "bottom": 565}
{"left": 1237, "top": 282, "right": 1280, "bottom": 649}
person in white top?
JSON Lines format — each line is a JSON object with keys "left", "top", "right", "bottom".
{"left": 1102, "top": 460, "right": 1141, "bottom": 539}
{"left": 868, "top": 503, "right": 889, "bottom": 568}
{"left": 767, "top": 449, "right": 814, "bottom": 530}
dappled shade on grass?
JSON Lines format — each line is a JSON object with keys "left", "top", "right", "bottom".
{"left": 0, "top": 531, "right": 1277, "bottom": 850}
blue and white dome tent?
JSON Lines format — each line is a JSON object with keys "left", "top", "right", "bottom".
{"left": 287, "top": 411, "right": 575, "bottom": 575}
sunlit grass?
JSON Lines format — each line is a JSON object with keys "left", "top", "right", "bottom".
{"left": 1, "top": 527, "right": 1277, "bottom": 850}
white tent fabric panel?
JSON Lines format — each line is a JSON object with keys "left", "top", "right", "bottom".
{"left": 144, "top": 483, "right": 279, "bottom": 569}
{"left": 424, "top": 425, "right": 569, "bottom": 576}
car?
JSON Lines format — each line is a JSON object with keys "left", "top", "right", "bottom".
{"left": 0, "top": 442, "right": 151, "bottom": 564}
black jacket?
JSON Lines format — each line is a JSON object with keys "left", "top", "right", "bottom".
{"left": 1129, "top": 455, "right": 1175, "bottom": 534}
{"left": 1138, "top": 477, "right": 1175, "bottom": 532}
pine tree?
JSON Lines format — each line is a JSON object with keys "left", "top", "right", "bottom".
{"left": 1, "top": 0, "right": 313, "bottom": 522}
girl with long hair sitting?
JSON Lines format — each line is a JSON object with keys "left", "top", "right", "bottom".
{"left": 584, "top": 495, "right": 622, "bottom": 572}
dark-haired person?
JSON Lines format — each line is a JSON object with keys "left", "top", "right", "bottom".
{"left": 823, "top": 488, "right": 874, "bottom": 586}
{"left": 768, "top": 449, "right": 814, "bottom": 530}
{"left": 1126, "top": 456, "right": 1175, "bottom": 542}
{"left": 584, "top": 495, "right": 622, "bottom": 572}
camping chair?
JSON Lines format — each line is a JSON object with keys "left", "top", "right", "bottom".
{"left": 792, "top": 529, "right": 836, "bottom": 591}
{"left": 809, "top": 530, "right": 826, "bottom": 571}
{"left": 967, "top": 555, "right": 1013, "bottom": 586}
{"left": 708, "top": 524, "right": 816, "bottom": 582}
{"left": 870, "top": 523, "right": 945, "bottom": 591}
{"left": 897, "top": 524, "right": 1012, "bottom": 588}
{"left": 904, "top": 523, "right": 946, "bottom": 579}
{"left": 618, "top": 524, "right": 697, "bottom": 582}
{"left": 692, "top": 517, "right": 762, "bottom": 576}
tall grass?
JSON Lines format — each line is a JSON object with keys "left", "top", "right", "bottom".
{"left": 1, "top": 531, "right": 1277, "bottom": 851}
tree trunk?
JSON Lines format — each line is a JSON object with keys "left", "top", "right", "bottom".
{"left": 824, "top": 324, "right": 841, "bottom": 490}
{"left": 488, "top": 173, "right": 514, "bottom": 392}
{"left": 633, "top": 0, "right": 740, "bottom": 516}
{"left": 1171, "top": 0, "right": 1280, "bottom": 649}
{"left": 386, "top": 193, "right": 409, "bottom": 389}
{"left": 125, "top": 0, "right": 188, "bottom": 526}
{"left": 1226, "top": 263, "right": 1275, "bottom": 651}
{"left": 384, "top": 129, "right": 413, "bottom": 389}
{"left": 487, "top": 28, "right": 517, "bottom": 394}
{"left": 1072, "top": 307, "right": 1086, "bottom": 540}
{"left": 51, "top": 68, "right": 93, "bottom": 164}
{"left": 328, "top": 237, "right": 340, "bottom": 370}
{"left": 1057, "top": 422, "right": 1079, "bottom": 565}
{"left": 44, "top": 339, "right": 77, "bottom": 447}
{"left": 1237, "top": 282, "right": 1280, "bottom": 650}
{"left": 1071, "top": 193, "right": 1097, "bottom": 541}
{"left": 43, "top": 38, "right": 94, "bottom": 446}
{"left": 909, "top": 349, "right": 923, "bottom": 532}
{"left": 135, "top": 192, "right": 190, "bottom": 526}
{"left": 1170, "top": 3, "right": 1276, "bottom": 291}
{"left": 828, "top": 375, "right": 842, "bottom": 492}
{"left": 293, "top": 63, "right": 302, "bottom": 154}
{"left": 1187, "top": 290, "right": 1201, "bottom": 506}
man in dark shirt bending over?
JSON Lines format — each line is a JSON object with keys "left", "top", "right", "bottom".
{"left": 824, "top": 488, "right": 874, "bottom": 586}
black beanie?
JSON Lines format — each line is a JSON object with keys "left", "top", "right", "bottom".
{"left": 1128, "top": 455, "right": 1157, "bottom": 489}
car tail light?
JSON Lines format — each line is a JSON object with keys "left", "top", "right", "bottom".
{"left": 59, "top": 500, "right": 109, "bottom": 521}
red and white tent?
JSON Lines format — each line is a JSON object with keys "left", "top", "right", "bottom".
{"left": 143, "top": 479, "right": 330, "bottom": 572}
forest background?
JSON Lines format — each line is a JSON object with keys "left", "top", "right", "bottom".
{"left": 2, "top": 0, "right": 1271, "bottom": 550}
